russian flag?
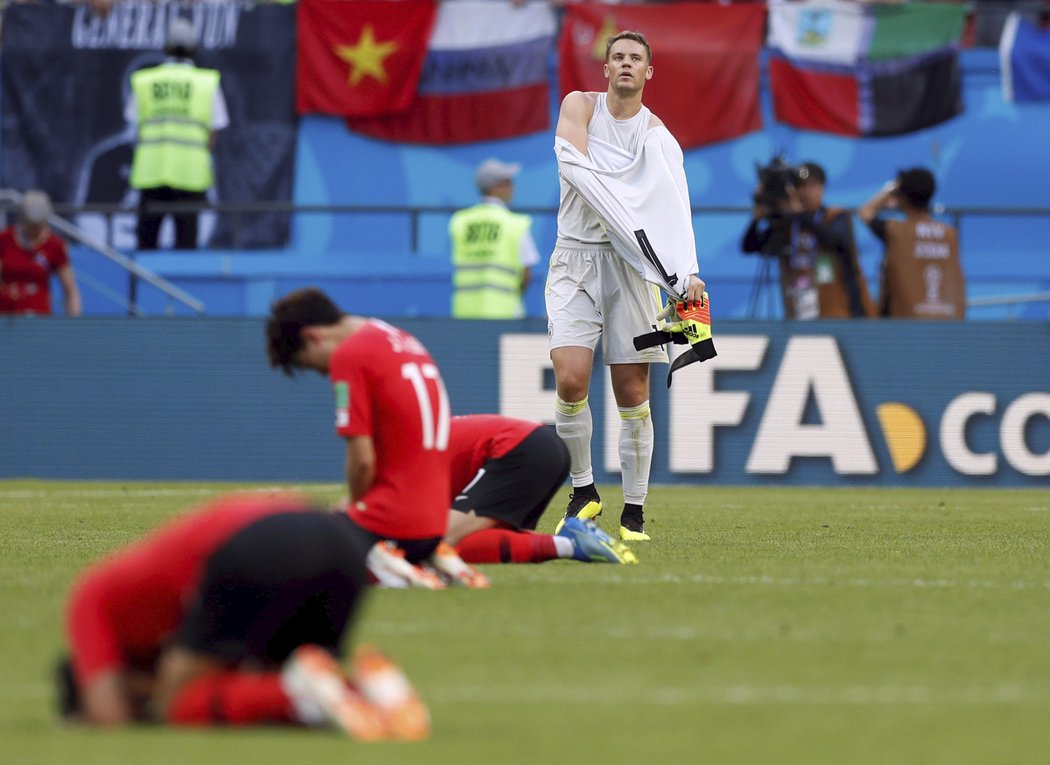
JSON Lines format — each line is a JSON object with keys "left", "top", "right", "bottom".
{"left": 347, "top": 1, "right": 556, "bottom": 144}
{"left": 1000, "top": 13, "right": 1050, "bottom": 102}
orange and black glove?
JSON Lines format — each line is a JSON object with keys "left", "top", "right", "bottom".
{"left": 633, "top": 292, "right": 717, "bottom": 387}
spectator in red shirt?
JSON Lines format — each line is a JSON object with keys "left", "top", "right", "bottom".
{"left": 266, "top": 287, "right": 486, "bottom": 588}
{"left": 0, "top": 191, "right": 82, "bottom": 316}
{"left": 447, "top": 414, "right": 637, "bottom": 565}
{"left": 60, "top": 491, "right": 429, "bottom": 740}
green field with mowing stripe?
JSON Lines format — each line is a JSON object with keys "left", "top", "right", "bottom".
{"left": 2, "top": 481, "right": 1048, "bottom": 764}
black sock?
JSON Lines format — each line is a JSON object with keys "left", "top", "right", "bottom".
{"left": 621, "top": 503, "right": 644, "bottom": 525}
{"left": 572, "top": 483, "right": 600, "bottom": 501}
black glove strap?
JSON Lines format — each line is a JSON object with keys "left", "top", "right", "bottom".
{"left": 633, "top": 330, "right": 688, "bottom": 351}
{"left": 665, "top": 338, "right": 718, "bottom": 387}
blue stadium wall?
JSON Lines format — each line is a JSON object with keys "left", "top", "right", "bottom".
{"left": 2, "top": 318, "right": 1047, "bottom": 486}
{"left": 69, "top": 49, "right": 1050, "bottom": 321}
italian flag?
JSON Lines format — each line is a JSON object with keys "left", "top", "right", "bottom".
{"left": 768, "top": 0, "right": 968, "bottom": 136}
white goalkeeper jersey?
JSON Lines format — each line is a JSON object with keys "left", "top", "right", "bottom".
{"left": 556, "top": 93, "right": 651, "bottom": 248}
{"left": 555, "top": 127, "right": 700, "bottom": 301}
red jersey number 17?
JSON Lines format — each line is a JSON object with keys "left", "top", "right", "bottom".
{"left": 401, "top": 362, "right": 450, "bottom": 450}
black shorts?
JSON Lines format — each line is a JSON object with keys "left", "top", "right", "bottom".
{"left": 452, "top": 425, "right": 570, "bottom": 531}
{"left": 176, "top": 511, "right": 369, "bottom": 666}
{"left": 338, "top": 515, "right": 442, "bottom": 565}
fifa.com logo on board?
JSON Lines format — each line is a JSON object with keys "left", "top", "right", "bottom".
{"left": 499, "top": 334, "right": 1050, "bottom": 479}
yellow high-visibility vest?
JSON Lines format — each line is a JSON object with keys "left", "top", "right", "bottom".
{"left": 448, "top": 204, "right": 531, "bottom": 319}
{"left": 129, "top": 63, "right": 219, "bottom": 192}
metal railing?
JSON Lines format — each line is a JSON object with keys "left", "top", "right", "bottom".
{"left": 44, "top": 199, "right": 1050, "bottom": 319}
{"left": 57, "top": 198, "right": 1050, "bottom": 249}
{"left": 966, "top": 291, "right": 1050, "bottom": 319}
{"left": 59, "top": 200, "right": 485, "bottom": 253}
{"left": 2, "top": 190, "right": 205, "bottom": 316}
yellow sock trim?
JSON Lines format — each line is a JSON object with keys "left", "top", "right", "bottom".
{"left": 556, "top": 396, "right": 589, "bottom": 416}
{"left": 618, "top": 401, "right": 651, "bottom": 421}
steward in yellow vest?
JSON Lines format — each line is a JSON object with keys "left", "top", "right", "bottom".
{"left": 448, "top": 159, "right": 539, "bottom": 319}
{"left": 127, "top": 18, "right": 228, "bottom": 250}
{"left": 130, "top": 64, "right": 219, "bottom": 193}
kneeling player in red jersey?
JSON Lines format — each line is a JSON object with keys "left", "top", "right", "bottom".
{"left": 267, "top": 288, "right": 477, "bottom": 588}
{"left": 59, "top": 492, "right": 429, "bottom": 740}
{"left": 446, "top": 414, "right": 637, "bottom": 565}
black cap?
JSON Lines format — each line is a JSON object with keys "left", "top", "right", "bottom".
{"left": 797, "top": 162, "right": 826, "bottom": 185}
{"left": 895, "top": 168, "right": 936, "bottom": 208}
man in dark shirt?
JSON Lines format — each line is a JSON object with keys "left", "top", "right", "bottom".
{"left": 742, "top": 162, "right": 874, "bottom": 319}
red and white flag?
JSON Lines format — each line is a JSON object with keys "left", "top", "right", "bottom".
{"left": 296, "top": 0, "right": 437, "bottom": 117}
{"left": 559, "top": 3, "right": 766, "bottom": 149}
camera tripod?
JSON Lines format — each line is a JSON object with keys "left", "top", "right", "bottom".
{"left": 746, "top": 255, "right": 781, "bottom": 319}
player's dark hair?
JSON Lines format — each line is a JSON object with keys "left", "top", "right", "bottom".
{"left": 895, "top": 167, "right": 936, "bottom": 210}
{"left": 606, "top": 30, "right": 652, "bottom": 64}
{"left": 266, "top": 287, "right": 344, "bottom": 376}
{"left": 55, "top": 655, "right": 81, "bottom": 719}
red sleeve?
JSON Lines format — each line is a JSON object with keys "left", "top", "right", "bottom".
{"left": 66, "top": 568, "right": 126, "bottom": 686}
{"left": 330, "top": 340, "right": 375, "bottom": 439}
{"left": 47, "top": 234, "right": 70, "bottom": 271}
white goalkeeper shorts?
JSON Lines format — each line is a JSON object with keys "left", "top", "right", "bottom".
{"left": 545, "top": 246, "right": 668, "bottom": 365}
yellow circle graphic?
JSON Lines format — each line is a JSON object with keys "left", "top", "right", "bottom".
{"left": 876, "top": 403, "right": 927, "bottom": 473}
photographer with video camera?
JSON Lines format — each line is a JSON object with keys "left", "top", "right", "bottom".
{"left": 741, "top": 158, "right": 874, "bottom": 320}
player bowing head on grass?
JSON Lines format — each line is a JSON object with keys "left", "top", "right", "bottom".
{"left": 266, "top": 287, "right": 486, "bottom": 588}
{"left": 446, "top": 414, "right": 637, "bottom": 565}
{"left": 60, "top": 491, "right": 428, "bottom": 740}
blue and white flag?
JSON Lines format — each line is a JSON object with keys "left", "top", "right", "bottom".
{"left": 1000, "top": 13, "right": 1050, "bottom": 102}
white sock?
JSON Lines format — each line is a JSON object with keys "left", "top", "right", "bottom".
{"left": 619, "top": 401, "right": 653, "bottom": 507}
{"left": 280, "top": 659, "right": 329, "bottom": 726}
{"left": 555, "top": 396, "right": 594, "bottom": 487}
{"left": 552, "top": 536, "right": 576, "bottom": 558}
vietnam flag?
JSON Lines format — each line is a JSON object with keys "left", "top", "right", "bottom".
{"left": 346, "top": 1, "right": 556, "bottom": 144}
{"left": 296, "top": 0, "right": 437, "bottom": 117}
{"left": 559, "top": 3, "right": 766, "bottom": 149}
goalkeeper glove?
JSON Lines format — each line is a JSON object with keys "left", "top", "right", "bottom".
{"left": 633, "top": 292, "right": 717, "bottom": 387}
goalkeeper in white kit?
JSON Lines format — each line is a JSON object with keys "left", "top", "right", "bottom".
{"left": 545, "top": 29, "right": 714, "bottom": 542}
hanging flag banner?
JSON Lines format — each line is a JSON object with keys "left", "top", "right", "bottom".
{"left": 767, "top": 0, "right": 967, "bottom": 137}
{"left": 296, "top": 0, "right": 437, "bottom": 117}
{"left": 0, "top": 1, "right": 297, "bottom": 248}
{"left": 999, "top": 12, "right": 1050, "bottom": 102}
{"left": 558, "top": 3, "right": 766, "bottom": 149}
{"left": 345, "top": 0, "right": 557, "bottom": 144}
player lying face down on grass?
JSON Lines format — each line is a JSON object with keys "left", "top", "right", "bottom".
{"left": 446, "top": 414, "right": 637, "bottom": 566}
{"left": 59, "top": 491, "right": 429, "bottom": 741}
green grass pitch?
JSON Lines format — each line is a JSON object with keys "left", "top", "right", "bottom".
{"left": 1, "top": 480, "right": 1048, "bottom": 764}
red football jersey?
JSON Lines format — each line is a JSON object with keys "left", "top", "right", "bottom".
{"left": 331, "top": 319, "right": 451, "bottom": 540}
{"left": 65, "top": 493, "right": 311, "bottom": 688}
{"left": 0, "top": 227, "right": 69, "bottom": 315}
{"left": 447, "top": 414, "right": 541, "bottom": 500}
